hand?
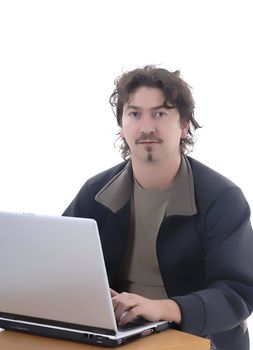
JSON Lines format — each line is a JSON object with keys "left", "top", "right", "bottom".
{"left": 110, "top": 289, "right": 181, "bottom": 326}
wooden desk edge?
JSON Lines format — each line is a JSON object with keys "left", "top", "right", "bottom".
{"left": 0, "top": 328, "right": 210, "bottom": 350}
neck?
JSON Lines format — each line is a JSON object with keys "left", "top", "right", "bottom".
{"left": 131, "top": 155, "right": 182, "bottom": 191}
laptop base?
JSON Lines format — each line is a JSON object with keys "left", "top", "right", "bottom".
{"left": 0, "top": 318, "right": 171, "bottom": 347}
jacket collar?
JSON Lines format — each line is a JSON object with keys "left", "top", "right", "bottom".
{"left": 95, "top": 156, "right": 197, "bottom": 216}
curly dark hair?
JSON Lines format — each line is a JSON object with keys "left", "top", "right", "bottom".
{"left": 109, "top": 65, "right": 201, "bottom": 160}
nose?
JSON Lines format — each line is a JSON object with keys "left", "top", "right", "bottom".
{"left": 139, "top": 116, "right": 156, "bottom": 134}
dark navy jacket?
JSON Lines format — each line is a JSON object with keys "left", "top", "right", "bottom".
{"left": 63, "top": 156, "right": 253, "bottom": 350}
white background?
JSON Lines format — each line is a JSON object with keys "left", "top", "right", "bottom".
{"left": 0, "top": 0, "right": 252, "bottom": 342}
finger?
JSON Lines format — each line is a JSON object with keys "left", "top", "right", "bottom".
{"left": 119, "top": 306, "right": 142, "bottom": 326}
{"left": 110, "top": 288, "right": 119, "bottom": 297}
{"left": 114, "top": 300, "right": 129, "bottom": 322}
{"left": 112, "top": 293, "right": 138, "bottom": 323}
{"left": 111, "top": 294, "right": 126, "bottom": 320}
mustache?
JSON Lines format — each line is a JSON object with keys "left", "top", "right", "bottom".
{"left": 135, "top": 133, "right": 163, "bottom": 144}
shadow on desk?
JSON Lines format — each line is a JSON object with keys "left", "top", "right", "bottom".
{"left": 0, "top": 328, "right": 210, "bottom": 350}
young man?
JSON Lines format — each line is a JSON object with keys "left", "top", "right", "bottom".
{"left": 63, "top": 66, "right": 253, "bottom": 350}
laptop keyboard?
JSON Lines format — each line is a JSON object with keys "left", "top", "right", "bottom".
{"left": 118, "top": 317, "right": 148, "bottom": 331}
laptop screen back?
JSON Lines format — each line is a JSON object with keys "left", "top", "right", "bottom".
{"left": 0, "top": 212, "right": 117, "bottom": 334}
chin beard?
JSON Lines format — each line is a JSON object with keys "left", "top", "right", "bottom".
{"left": 146, "top": 146, "right": 153, "bottom": 162}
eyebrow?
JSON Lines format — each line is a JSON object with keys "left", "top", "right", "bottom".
{"left": 125, "top": 104, "right": 174, "bottom": 110}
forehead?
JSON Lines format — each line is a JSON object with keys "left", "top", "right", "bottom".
{"left": 125, "top": 86, "right": 166, "bottom": 108}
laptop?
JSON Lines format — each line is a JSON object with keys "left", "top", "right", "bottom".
{"left": 0, "top": 211, "right": 171, "bottom": 346}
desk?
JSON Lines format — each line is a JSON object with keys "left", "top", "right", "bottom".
{"left": 0, "top": 329, "right": 210, "bottom": 350}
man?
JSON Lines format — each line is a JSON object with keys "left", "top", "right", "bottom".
{"left": 63, "top": 65, "right": 253, "bottom": 350}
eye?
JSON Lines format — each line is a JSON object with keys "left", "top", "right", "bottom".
{"left": 154, "top": 111, "right": 166, "bottom": 118}
{"left": 129, "top": 111, "right": 139, "bottom": 119}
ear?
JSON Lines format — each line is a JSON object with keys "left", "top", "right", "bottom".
{"left": 180, "top": 122, "right": 189, "bottom": 139}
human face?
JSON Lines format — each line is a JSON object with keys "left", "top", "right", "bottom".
{"left": 120, "top": 86, "right": 189, "bottom": 164}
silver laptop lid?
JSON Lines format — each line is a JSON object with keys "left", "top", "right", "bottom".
{"left": 0, "top": 211, "right": 117, "bottom": 334}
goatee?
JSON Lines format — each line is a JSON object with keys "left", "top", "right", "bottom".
{"left": 146, "top": 146, "right": 153, "bottom": 162}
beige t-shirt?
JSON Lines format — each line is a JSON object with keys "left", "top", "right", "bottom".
{"left": 118, "top": 179, "right": 172, "bottom": 299}
{"left": 95, "top": 156, "right": 197, "bottom": 299}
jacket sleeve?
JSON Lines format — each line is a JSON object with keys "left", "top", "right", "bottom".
{"left": 172, "top": 186, "right": 253, "bottom": 336}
